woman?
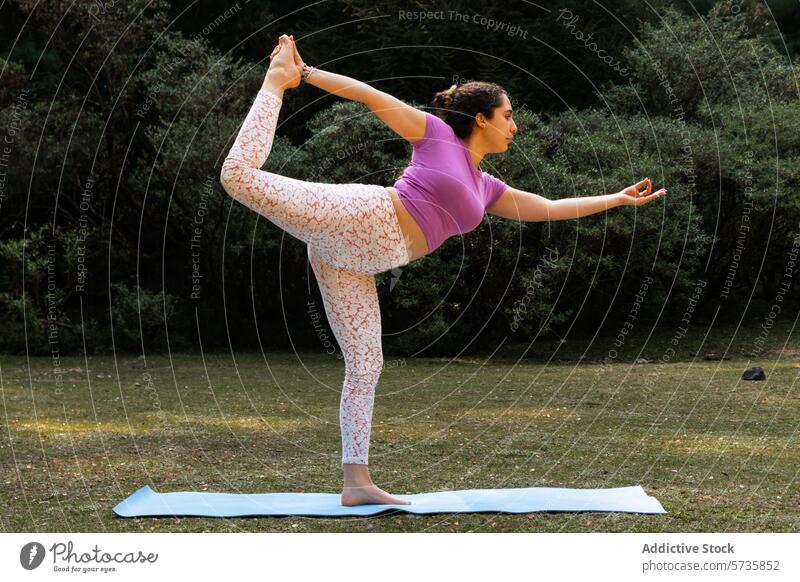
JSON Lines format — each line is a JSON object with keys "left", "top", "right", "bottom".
{"left": 220, "top": 35, "right": 667, "bottom": 507}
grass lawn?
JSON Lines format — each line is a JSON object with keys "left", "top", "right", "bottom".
{"left": 1, "top": 321, "right": 798, "bottom": 532}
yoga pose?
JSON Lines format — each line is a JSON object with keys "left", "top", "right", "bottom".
{"left": 220, "top": 35, "right": 667, "bottom": 506}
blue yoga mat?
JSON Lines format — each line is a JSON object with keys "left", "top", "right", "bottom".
{"left": 113, "top": 484, "right": 666, "bottom": 517}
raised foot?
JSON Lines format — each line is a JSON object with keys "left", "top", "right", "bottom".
{"left": 266, "top": 36, "right": 300, "bottom": 90}
{"left": 341, "top": 483, "right": 412, "bottom": 506}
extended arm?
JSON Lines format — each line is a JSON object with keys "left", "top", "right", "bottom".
{"left": 548, "top": 192, "right": 626, "bottom": 220}
{"left": 304, "top": 67, "right": 373, "bottom": 103}
{"left": 487, "top": 186, "right": 626, "bottom": 221}
{"left": 487, "top": 178, "right": 666, "bottom": 221}
{"left": 304, "top": 68, "right": 426, "bottom": 143}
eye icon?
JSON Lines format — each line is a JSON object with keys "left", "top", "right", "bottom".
{"left": 20, "top": 542, "right": 46, "bottom": 570}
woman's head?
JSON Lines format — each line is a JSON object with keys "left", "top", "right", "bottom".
{"left": 431, "top": 81, "right": 517, "bottom": 151}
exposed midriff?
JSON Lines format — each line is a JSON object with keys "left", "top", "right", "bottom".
{"left": 385, "top": 186, "right": 429, "bottom": 261}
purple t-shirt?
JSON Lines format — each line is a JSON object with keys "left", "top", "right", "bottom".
{"left": 392, "top": 112, "right": 508, "bottom": 253}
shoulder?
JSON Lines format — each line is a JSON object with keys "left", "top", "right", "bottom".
{"left": 481, "top": 171, "right": 509, "bottom": 208}
{"left": 427, "top": 112, "right": 453, "bottom": 136}
{"left": 415, "top": 112, "right": 454, "bottom": 146}
{"left": 481, "top": 170, "right": 508, "bottom": 188}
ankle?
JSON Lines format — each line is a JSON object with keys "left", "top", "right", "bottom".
{"left": 261, "top": 72, "right": 288, "bottom": 99}
{"left": 342, "top": 463, "right": 374, "bottom": 488}
{"left": 343, "top": 483, "right": 374, "bottom": 492}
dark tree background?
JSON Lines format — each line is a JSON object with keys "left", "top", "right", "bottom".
{"left": 0, "top": 0, "right": 798, "bottom": 356}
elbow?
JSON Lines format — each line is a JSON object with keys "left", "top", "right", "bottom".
{"left": 219, "top": 167, "right": 228, "bottom": 192}
{"left": 522, "top": 198, "right": 555, "bottom": 222}
{"left": 361, "top": 85, "right": 387, "bottom": 108}
{"left": 543, "top": 199, "right": 570, "bottom": 222}
{"left": 543, "top": 199, "right": 558, "bottom": 221}
{"left": 511, "top": 190, "right": 553, "bottom": 222}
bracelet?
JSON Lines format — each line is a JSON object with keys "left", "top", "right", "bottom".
{"left": 300, "top": 64, "right": 317, "bottom": 82}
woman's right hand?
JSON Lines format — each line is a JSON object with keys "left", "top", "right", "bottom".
{"left": 618, "top": 177, "right": 667, "bottom": 206}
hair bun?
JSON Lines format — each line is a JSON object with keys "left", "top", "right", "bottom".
{"left": 433, "top": 83, "right": 458, "bottom": 110}
{"left": 428, "top": 80, "right": 508, "bottom": 139}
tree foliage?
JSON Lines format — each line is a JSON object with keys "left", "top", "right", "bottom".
{"left": 1, "top": 0, "right": 797, "bottom": 355}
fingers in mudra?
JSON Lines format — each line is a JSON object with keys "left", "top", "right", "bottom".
{"left": 621, "top": 177, "right": 667, "bottom": 206}
{"left": 635, "top": 188, "right": 667, "bottom": 206}
{"left": 633, "top": 177, "right": 651, "bottom": 197}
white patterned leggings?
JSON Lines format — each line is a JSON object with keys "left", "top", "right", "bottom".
{"left": 220, "top": 88, "right": 411, "bottom": 465}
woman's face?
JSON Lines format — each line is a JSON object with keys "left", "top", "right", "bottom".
{"left": 481, "top": 93, "right": 517, "bottom": 152}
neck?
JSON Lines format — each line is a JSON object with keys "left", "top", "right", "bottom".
{"left": 459, "top": 135, "right": 486, "bottom": 170}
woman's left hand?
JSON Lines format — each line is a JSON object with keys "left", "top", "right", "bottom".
{"left": 288, "top": 35, "right": 305, "bottom": 70}
{"left": 619, "top": 177, "right": 667, "bottom": 206}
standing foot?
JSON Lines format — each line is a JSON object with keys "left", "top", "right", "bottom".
{"left": 341, "top": 483, "right": 412, "bottom": 506}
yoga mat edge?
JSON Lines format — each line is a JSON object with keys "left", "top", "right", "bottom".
{"left": 113, "top": 484, "right": 667, "bottom": 518}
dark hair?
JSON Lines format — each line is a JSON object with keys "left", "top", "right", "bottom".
{"left": 431, "top": 81, "right": 509, "bottom": 139}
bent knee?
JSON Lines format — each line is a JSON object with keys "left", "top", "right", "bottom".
{"left": 219, "top": 158, "right": 243, "bottom": 195}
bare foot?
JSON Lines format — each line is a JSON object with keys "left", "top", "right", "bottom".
{"left": 270, "top": 35, "right": 304, "bottom": 74}
{"left": 341, "top": 483, "right": 412, "bottom": 506}
{"left": 264, "top": 36, "right": 300, "bottom": 91}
